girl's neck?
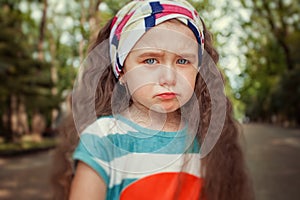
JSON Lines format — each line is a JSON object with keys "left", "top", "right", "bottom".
{"left": 122, "top": 104, "right": 184, "bottom": 132}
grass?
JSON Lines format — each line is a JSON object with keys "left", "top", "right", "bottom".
{"left": 0, "top": 135, "right": 57, "bottom": 157}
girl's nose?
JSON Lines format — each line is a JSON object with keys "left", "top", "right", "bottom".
{"left": 159, "top": 65, "right": 176, "bottom": 86}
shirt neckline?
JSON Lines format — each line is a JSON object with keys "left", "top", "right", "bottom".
{"left": 114, "top": 114, "right": 187, "bottom": 138}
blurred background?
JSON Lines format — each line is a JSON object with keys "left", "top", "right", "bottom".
{"left": 0, "top": 0, "right": 299, "bottom": 199}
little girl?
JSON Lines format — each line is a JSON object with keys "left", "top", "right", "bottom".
{"left": 52, "top": 0, "right": 253, "bottom": 200}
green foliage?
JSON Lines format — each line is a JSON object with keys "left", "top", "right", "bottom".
{"left": 0, "top": 136, "right": 57, "bottom": 156}
{"left": 0, "top": 4, "right": 53, "bottom": 101}
{"left": 238, "top": 0, "right": 300, "bottom": 124}
{"left": 270, "top": 67, "right": 300, "bottom": 123}
{"left": 103, "top": 0, "right": 130, "bottom": 14}
{"left": 0, "top": 2, "right": 59, "bottom": 139}
{"left": 2, "top": 0, "right": 298, "bottom": 142}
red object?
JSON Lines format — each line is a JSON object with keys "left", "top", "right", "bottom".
{"left": 120, "top": 172, "right": 203, "bottom": 200}
{"left": 155, "top": 4, "right": 193, "bottom": 19}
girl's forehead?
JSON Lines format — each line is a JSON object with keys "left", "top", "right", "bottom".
{"left": 132, "top": 22, "right": 198, "bottom": 53}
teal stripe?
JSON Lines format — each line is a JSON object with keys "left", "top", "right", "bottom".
{"left": 106, "top": 178, "right": 137, "bottom": 200}
{"left": 77, "top": 133, "right": 199, "bottom": 162}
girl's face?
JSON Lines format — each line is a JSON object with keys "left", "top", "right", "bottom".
{"left": 123, "top": 20, "right": 199, "bottom": 114}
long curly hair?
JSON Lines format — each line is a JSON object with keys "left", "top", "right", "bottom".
{"left": 51, "top": 17, "right": 254, "bottom": 200}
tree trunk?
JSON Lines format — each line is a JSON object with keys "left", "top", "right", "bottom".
{"left": 79, "top": 0, "right": 102, "bottom": 60}
{"left": 38, "top": 0, "right": 48, "bottom": 61}
{"left": 278, "top": 38, "right": 294, "bottom": 71}
{"left": 2, "top": 96, "right": 14, "bottom": 141}
{"left": 259, "top": 0, "right": 294, "bottom": 71}
{"left": 3, "top": 95, "right": 21, "bottom": 142}
{"left": 31, "top": 0, "right": 48, "bottom": 136}
{"left": 11, "top": 94, "right": 19, "bottom": 141}
{"left": 50, "top": 38, "right": 59, "bottom": 129}
{"left": 17, "top": 96, "right": 29, "bottom": 135}
{"left": 88, "top": 0, "right": 102, "bottom": 42}
{"left": 79, "top": 0, "right": 86, "bottom": 62}
{"left": 31, "top": 111, "right": 46, "bottom": 139}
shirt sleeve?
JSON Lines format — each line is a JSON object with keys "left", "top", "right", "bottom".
{"left": 73, "top": 133, "right": 111, "bottom": 185}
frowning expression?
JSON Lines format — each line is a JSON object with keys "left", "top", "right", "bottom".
{"left": 123, "top": 20, "right": 199, "bottom": 114}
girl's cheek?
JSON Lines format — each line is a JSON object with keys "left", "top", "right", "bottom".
{"left": 124, "top": 67, "right": 160, "bottom": 92}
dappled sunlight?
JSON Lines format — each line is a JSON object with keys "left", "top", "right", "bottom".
{"left": 0, "top": 159, "right": 7, "bottom": 165}
{"left": 1, "top": 179, "right": 18, "bottom": 188}
{"left": 271, "top": 137, "right": 300, "bottom": 148}
{"left": 0, "top": 190, "right": 12, "bottom": 199}
{"left": 0, "top": 150, "right": 53, "bottom": 200}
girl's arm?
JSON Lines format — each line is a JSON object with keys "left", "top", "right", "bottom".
{"left": 69, "top": 161, "right": 106, "bottom": 200}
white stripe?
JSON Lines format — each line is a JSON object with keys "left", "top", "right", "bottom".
{"left": 82, "top": 117, "right": 138, "bottom": 137}
{"left": 102, "top": 153, "right": 201, "bottom": 188}
{"left": 118, "top": 24, "right": 145, "bottom": 65}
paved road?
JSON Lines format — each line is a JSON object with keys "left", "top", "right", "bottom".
{"left": 243, "top": 124, "right": 300, "bottom": 200}
{"left": 0, "top": 150, "right": 53, "bottom": 200}
{"left": 0, "top": 123, "right": 299, "bottom": 200}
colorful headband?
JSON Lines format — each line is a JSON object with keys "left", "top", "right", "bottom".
{"left": 109, "top": 0, "right": 205, "bottom": 78}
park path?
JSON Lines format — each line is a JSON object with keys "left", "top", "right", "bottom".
{"left": 243, "top": 123, "right": 300, "bottom": 200}
{"left": 0, "top": 150, "right": 53, "bottom": 200}
{"left": 0, "top": 123, "right": 300, "bottom": 200}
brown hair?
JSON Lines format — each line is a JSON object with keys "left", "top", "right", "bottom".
{"left": 51, "top": 18, "right": 254, "bottom": 200}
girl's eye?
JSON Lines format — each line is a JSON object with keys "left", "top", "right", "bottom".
{"left": 177, "top": 58, "right": 189, "bottom": 65}
{"left": 144, "top": 58, "right": 157, "bottom": 65}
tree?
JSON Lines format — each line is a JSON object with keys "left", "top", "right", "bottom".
{"left": 237, "top": 0, "right": 300, "bottom": 125}
{"left": 0, "top": 1, "right": 55, "bottom": 141}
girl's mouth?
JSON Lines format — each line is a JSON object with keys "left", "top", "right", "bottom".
{"left": 156, "top": 92, "right": 177, "bottom": 100}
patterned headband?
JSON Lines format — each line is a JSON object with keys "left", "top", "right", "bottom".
{"left": 109, "top": 0, "right": 205, "bottom": 78}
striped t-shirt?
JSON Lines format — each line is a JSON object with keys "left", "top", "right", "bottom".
{"left": 73, "top": 115, "right": 203, "bottom": 200}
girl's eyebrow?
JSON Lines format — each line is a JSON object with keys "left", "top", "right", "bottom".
{"left": 136, "top": 50, "right": 165, "bottom": 58}
{"left": 178, "top": 53, "right": 197, "bottom": 60}
{"left": 135, "top": 50, "right": 197, "bottom": 60}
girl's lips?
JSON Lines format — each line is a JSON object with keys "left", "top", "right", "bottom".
{"left": 156, "top": 92, "right": 177, "bottom": 100}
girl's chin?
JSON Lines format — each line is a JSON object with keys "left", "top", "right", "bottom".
{"left": 148, "top": 104, "right": 180, "bottom": 114}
